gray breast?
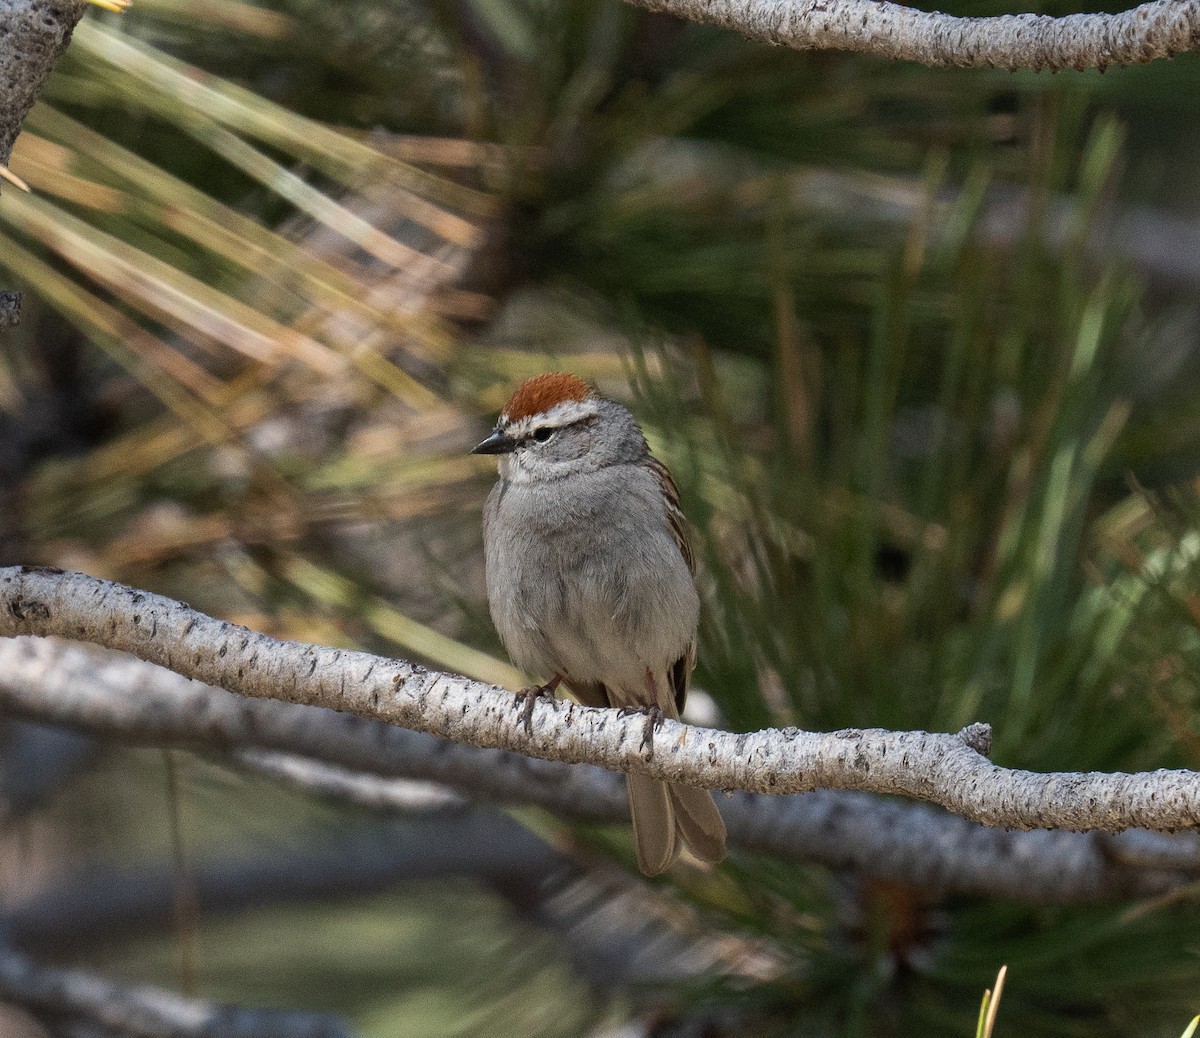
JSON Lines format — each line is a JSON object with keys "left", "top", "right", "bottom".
{"left": 482, "top": 465, "right": 699, "bottom": 687}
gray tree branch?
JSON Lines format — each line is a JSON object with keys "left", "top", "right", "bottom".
{"left": 1, "top": 574, "right": 1199, "bottom": 904}
{"left": 623, "top": 0, "right": 1200, "bottom": 72}
{"left": 5, "top": 636, "right": 1194, "bottom": 903}
{"left": 1, "top": 0, "right": 88, "bottom": 308}
{"left": 3, "top": 566, "right": 1200, "bottom": 832}
{"left": 0, "top": 0, "right": 86, "bottom": 168}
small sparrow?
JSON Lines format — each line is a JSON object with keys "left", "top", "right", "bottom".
{"left": 473, "top": 372, "right": 727, "bottom": 876}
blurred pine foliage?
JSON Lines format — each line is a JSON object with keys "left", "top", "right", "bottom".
{"left": 3, "top": 0, "right": 1200, "bottom": 1035}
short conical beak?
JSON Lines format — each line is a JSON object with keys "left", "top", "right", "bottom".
{"left": 471, "top": 428, "right": 516, "bottom": 455}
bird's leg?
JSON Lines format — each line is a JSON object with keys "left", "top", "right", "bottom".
{"left": 515, "top": 674, "right": 562, "bottom": 737}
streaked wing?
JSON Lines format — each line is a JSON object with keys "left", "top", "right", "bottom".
{"left": 645, "top": 454, "right": 697, "bottom": 714}
{"left": 644, "top": 454, "right": 695, "bottom": 575}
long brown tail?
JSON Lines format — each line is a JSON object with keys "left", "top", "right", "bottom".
{"left": 669, "top": 781, "right": 726, "bottom": 864}
{"left": 627, "top": 773, "right": 726, "bottom": 876}
{"left": 627, "top": 772, "right": 678, "bottom": 876}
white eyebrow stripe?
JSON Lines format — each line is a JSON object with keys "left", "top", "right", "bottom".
{"left": 504, "top": 398, "right": 600, "bottom": 435}
{"left": 540, "top": 399, "right": 599, "bottom": 425}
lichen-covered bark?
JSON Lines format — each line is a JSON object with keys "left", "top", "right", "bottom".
{"left": 0, "top": 0, "right": 86, "bottom": 165}
{"left": 3, "top": 566, "right": 1200, "bottom": 834}
{"left": 626, "top": 0, "right": 1200, "bottom": 72}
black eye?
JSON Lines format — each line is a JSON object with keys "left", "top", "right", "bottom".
{"left": 532, "top": 427, "right": 554, "bottom": 443}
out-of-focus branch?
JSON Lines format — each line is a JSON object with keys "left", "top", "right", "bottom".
{"left": 778, "top": 165, "right": 1200, "bottom": 293}
{"left": 229, "top": 748, "right": 467, "bottom": 813}
{"left": 2, "top": 818, "right": 754, "bottom": 992}
{"left": 0, "top": 942, "right": 355, "bottom": 1038}
{"left": 3, "top": 568, "right": 1200, "bottom": 834}
{"left": 623, "top": 0, "right": 1200, "bottom": 72}
{"left": 1, "top": 818, "right": 568, "bottom": 959}
{"left": 0, "top": 635, "right": 626, "bottom": 822}
{"left": 1, "top": 635, "right": 1196, "bottom": 904}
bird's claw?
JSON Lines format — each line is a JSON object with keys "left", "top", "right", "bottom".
{"left": 514, "top": 678, "right": 560, "bottom": 737}
{"left": 620, "top": 704, "right": 665, "bottom": 757}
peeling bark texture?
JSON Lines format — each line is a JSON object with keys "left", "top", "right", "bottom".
{"left": 3, "top": 569, "right": 1200, "bottom": 841}
{"left": 0, "top": 0, "right": 87, "bottom": 166}
{"left": 0, "top": 943, "right": 355, "bottom": 1038}
{"left": 624, "top": 0, "right": 1200, "bottom": 72}
{"left": 1, "top": 635, "right": 1196, "bottom": 903}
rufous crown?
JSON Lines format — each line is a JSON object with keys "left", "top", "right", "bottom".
{"left": 501, "top": 372, "right": 593, "bottom": 422}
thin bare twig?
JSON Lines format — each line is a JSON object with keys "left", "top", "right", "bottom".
{"left": 623, "top": 0, "right": 1200, "bottom": 72}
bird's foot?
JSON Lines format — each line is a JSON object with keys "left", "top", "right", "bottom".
{"left": 619, "top": 704, "right": 666, "bottom": 757}
{"left": 515, "top": 675, "right": 562, "bottom": 737}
